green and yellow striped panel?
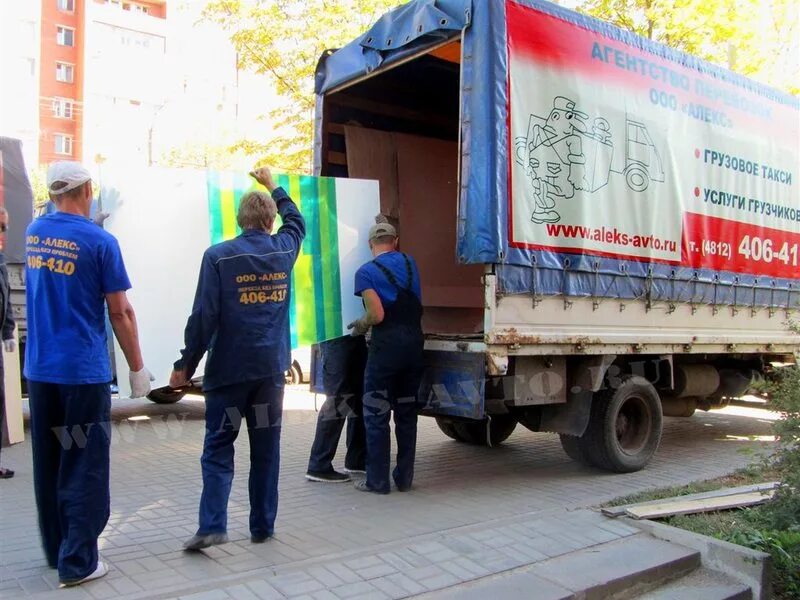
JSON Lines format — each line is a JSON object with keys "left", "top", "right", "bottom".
{"left": 206, "top": 171, "right": 343, "bottom": 348}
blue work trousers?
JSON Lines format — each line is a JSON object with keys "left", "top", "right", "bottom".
{"left": 363, "top": 352, "right": 423, "bottom": 494}
{"left": 28, "top": 380, "right": 111, "bottom": 583}
{"left": 307, "top": 336, "right": 367, "bottom": 473}
{"left": 198, "top": 375, "right": 284, "bottom": 539}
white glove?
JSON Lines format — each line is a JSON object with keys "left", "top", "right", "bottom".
{"left": 3, "top": 339, "right": 15, "bottom": 353}
{"left": 129, "top": 367, "right": 155, "bottom": 398}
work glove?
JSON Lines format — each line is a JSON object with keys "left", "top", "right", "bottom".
{"left": 2, "top": 339, "right": 15, "bottom": 353}
{"left": 129, "top": 367, "right": 155, "bottom": 398}
{"left": 346, "top": 318, "right": 370, "bottom": 337}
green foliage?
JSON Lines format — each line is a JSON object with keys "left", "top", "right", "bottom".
{"left": 28, "top": 165, "right": 50, "bottom": 209}
{"left": 577, "top": 0, "right": 799, "bottom": 94}
{"left": 762, "top": 323, "right": 800, "bottom": 529}
{"left": 667, "top": 510, "right": 800, "bottom": 599}
{"left": 201, "top": 0, "right": 404, "bottom": 172}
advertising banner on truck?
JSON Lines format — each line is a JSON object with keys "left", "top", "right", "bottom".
{"left": 507, "top": 0, "right": 799, "bottom": 280}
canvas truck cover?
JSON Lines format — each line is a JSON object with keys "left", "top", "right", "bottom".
{"left": 316, "top": 0, "right": 800, "bottom": 310}
{"left": 0, "top": 137, "right": 34, "bottom": 263}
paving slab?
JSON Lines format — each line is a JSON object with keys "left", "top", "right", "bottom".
{"left": 530, "top": 534, "right": 700, "bottom": 599}
{"left": 0, "top": 396, "right": 776, "bottom": 599}
{"left": 637, "top": 568, "right": 752, "bottom": 600}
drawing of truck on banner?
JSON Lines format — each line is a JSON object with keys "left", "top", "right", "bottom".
{"left": 514, "top": 96, "right": 665, "bottom": 224}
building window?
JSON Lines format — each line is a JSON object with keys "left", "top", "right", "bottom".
{"left": 53, "top": 98, "right": 74, "bottom": 119}
{"left": 56, "top": 62, "right": 74, "bottom": 83}
{"left": 54, "top": 134, "right": 73, "bottom": 156}
{"left": 57, "top": 0, "right": 75, "bottom": 12}
{"left": 133, "top": 4, "right": 149, "bottom": 14}
{"left": 56, "top": 26, "right": 75, "bottom": 47}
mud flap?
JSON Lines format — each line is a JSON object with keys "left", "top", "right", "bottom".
{"left": 539, "top": 355, "right": 616, "bottom": 436}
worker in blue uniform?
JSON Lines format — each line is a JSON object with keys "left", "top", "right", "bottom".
{"left": 171, "top": 166, "right": 305, "bottom": 551}
{"left": 305, "top": 335, "right": 367, "bottom": 482}
{"left": 348, "top": 221, "right": 424, "bottom": 494}
{"left": 25, "top": 161, "right": 153, "bottom": 588}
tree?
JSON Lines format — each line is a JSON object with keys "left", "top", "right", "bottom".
{"left": 202, "top": 0, "right": 404, "bottom": 172}
{"left": 29, "top": 165, "right": 50, "bottom": 209}
{"left": 576, "top": 0, "right": 799, "bottom": 95}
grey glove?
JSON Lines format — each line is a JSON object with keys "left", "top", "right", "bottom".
{"left": 346, "top": 318, "right": 370, "bottom": 337}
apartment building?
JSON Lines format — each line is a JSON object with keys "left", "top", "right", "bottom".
{"left": 36, "top": 0, "right": 167, "bottom": 166}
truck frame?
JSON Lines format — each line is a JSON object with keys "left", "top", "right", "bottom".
{"left": 313, "top": 0, "right": 799, "bottom": 472}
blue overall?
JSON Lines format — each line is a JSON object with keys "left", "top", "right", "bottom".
{"left": 307, "top": 335, "right": 368, "bottom": 474}
{"left": 357, "top": 253, "right": 424, "bottom": 494}
{"left": 175, "top": 187, "right": 305, "bottom": 538}
{"left": 24, "top": 212, "right": 131, "bottom": 583}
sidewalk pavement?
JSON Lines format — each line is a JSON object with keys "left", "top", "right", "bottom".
{"left": 0, "top": 392, "right": 776, "bottom": 599}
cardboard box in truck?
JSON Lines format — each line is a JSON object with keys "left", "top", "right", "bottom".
{"left": 313, "top": 0, "right": 800, "bottom": 471}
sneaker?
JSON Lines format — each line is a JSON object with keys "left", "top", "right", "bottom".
{"left": 305, "top": 470, "right": 351, "bottom": 483}
{"left": 59, "top": 561, "right": 109, "bottom": 588}
{"left": 183, "top": 532, "right": 229, "bottom": 552}
{"left": 354, "top": 480, "right": 389, "bottom": 494}
{"left": 251, "top": 534, "right": 272, "bottom": 544}
{"left": 343, "top": 466, "right": 366, "bottom": 475}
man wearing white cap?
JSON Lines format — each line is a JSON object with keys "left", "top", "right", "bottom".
{"left": 24, "top": 161, "right": 153, "bottom": 587}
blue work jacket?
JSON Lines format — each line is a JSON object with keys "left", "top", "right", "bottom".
{"left": 175, "top": 187, "right": 305, "bottom": 390}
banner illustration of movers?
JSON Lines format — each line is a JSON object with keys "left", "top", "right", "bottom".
{"left": 507, "top": 0, "right": 799, "bottom": 280}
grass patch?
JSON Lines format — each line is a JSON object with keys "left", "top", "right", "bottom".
{"left": 605, "top": 464, "right": 779, "bottom": 508}
{"left": 603, "top": 464, "right": 798, "bottom": 599}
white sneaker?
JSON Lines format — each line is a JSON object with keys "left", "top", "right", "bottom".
{"left": 59, "top": 560, "right": 109, "bottom": 588}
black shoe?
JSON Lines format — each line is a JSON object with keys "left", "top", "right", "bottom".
{"left": 343, "top": 466, "right": 366, "bottom": 475}
{"left": 354, "top": 480, "right": 389, "bottom": 494}
{"left": 0, "top": 467, "right": 14, "bottom": 479}
{"left": 305, "top": 469, "right": 351, "bottom": 483}
{"left": 183, "top": 533, "right": 229, "bottom": 551}
{"left": 251, "top": 534, "right": 272, "bottom": 544}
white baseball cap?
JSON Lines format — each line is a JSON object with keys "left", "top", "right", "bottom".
{"left": 46, "top": 161, "right": 92, "bottom": 195}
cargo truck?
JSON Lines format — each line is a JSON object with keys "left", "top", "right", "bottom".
{"left": 312, "top": 0, "right": 800, "bottom": 472}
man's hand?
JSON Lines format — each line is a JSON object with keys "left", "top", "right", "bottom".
{"left": 346, "top": 318, "right": 370, "bottom": 337}
{"left": 249, "top": 166, "right": 277, "bottom": 193}
{"left": 169, "top": 368, "right": 189, "bottom": 389}
{"left": 2, "top": 339, "right": 15, "bottom": 353}
{"left": 93, "top": 211, "right": 110, "bottom": 226}
{"left": 129, "top": 367, "right": 155, "bottom": 398}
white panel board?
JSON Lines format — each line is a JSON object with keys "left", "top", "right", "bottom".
{"left": 103, "top": 167, "right": 209, "bottom": 397}
{"left": 334, "top": 177, "right": 381, "bottom": 331}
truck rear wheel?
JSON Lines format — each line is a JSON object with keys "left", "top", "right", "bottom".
{"left": 578, "top": 375, "right": 662, "bottom": 473}
{"left": 435, "top": 417, "right": 461, "bottom": 441}
{"left": 453, "top": 415, "right": 517, "bottom": 446}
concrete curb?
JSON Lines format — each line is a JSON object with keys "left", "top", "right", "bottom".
{"left": 624, "top": 517, "right": 772, "bottom": 600}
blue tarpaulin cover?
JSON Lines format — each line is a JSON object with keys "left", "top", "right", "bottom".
{"left": 315, "top": 0, "right": 800, "bottom": 309}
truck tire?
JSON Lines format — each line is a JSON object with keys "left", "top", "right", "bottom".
{"left": 580, "top": 375, "right": 662, "bottom": 473}
{"left": 435, "top": 417, "right": 461, "bottom": 441}
{"left": 559, "top": 434, "right": 592, "bottom": 465}
{"left": 285, "top": 363, "right": 302, "bottom": 385}
{"left": 453, "top": 415, "right": 517, "bottom": 446}
{"left": 147, "top": 387, "right": 187, "bottom": 404}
